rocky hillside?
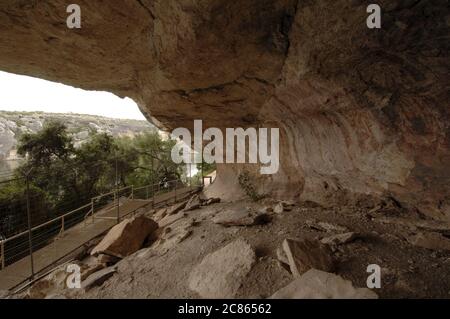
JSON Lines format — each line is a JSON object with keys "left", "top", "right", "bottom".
{"left": 0, "top": 111, "right": 155, "bottom": 161}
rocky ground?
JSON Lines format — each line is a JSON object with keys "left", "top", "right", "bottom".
{"left": 10, "top": 192, "right": 450, "bottom": 299}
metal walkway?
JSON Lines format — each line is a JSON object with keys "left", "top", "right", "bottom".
{"left": 0, "top": 185, "right": 200, "bottom": 291}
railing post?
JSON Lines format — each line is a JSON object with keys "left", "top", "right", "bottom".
{"left": 91, "top": 198, "right": 95, "bottom": 223}
{"left": 201, "top": 154, "right": 204, "bottom": 187}
{"left": 116, "top": 189, "right": 120, "bottom": 224}
{"left": 115, "top": 156, "right": 120, "bottom": 224}
{"left": 188, "top": 162, "right": 191, "bottom": 187}
{"left": 174, "top": 181, "right": 177, "bottom": 203}
{"left": 60, "top": 215, "right": 65, "bottom": 235}
{"left": 0, "top": 240, "right": 5, "bottom": 270}
{"left": 25, "top": 173, "right": 35, "bottom": 280}
{"left": 152, "top": 184, "right": 155, "bottom": 208}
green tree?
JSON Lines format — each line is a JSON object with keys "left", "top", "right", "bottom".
{"left": 115, "top": 131, "right": 184, "bottom": 187}
{"left": 17, "top": 121, "right": 73, "bottom": 167}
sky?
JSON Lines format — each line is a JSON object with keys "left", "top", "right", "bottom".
{"left": 0, "top": 71, "right": 146, "bottom": 120}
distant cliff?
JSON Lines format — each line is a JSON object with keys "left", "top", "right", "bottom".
{"left": 0, "top": 111, "right": 156, "bottom": 161}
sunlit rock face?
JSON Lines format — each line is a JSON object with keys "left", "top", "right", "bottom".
{"left": 0, "top": 0, "right": 448, "bottom": 220}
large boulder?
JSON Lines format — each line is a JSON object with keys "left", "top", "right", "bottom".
{"left": 188, "top": 239, "right": 256, "bottom": 298}
{"left": 271, "top": 269, "right": 378, "bottom": 299}
{"left": 91, "top": 216, "right": 158, "bottom": 258}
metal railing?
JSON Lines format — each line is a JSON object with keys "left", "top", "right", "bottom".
{"left": 83, "top": 185, "right": 134, "bottom": 225}
{"left": 0, "top": 178, "right": 200, "bottom": 273}
{"left": 0, "top": 202, "right": 91, "bottom": 270}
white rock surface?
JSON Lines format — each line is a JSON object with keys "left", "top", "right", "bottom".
{"left": 270, "top": 269, "right": 378, "bottom": 299}
{"left": 188, "top": 239, "right": 256, "bottom": 298}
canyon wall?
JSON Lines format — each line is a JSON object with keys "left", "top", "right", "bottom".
{"left": 0, "top": 0, "right": 448, "bottom": 220}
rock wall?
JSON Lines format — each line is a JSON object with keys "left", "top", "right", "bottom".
{"left": 0, "top": 0, "right": 448, "bottom": 220}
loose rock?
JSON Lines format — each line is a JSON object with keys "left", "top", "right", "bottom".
{"left": 306, "top": 219, "right": 348, "bottom": 233}
{"left": 91, "top": 216, "right": 158, "bottom": 258}
{"left": 273, "top": 203, "right": 284, "bottom": 214}
{"left": 152, "top": 208, "right": 167, "bottom": 221}
{"left": 188, "top": 239, "right": 256, "bottom": 298}
{"left": 166, "top": 201, "right": 188, "bottom": 215}
{"left": 213, "top": 207, "right": 270, "bottom": 227}
{"left": 321, "top": 232, "right": 358, "bottom": 245}
{"left": 82, "top": 266, "right": 117, "bottom": 291}
{"left": 184, "top": 194, "right": 202, "bottom": 211}
{"left": 158, "top": 210, "right": 187, "bottom": 228}
{"left": 205, "top": 197, "right": 221, "bottom": 205}
{"left": 282, "top": 238, "right": 335, "bottom": 277}
{"left": 270, "top": 269, "right": 378, "bottom": 299}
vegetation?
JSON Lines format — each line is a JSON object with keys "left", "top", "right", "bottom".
{"left": 197, "top": 161, "right": 216, "bottom": 177}
{"left": 0, "top": 120, "right": 185, "bottom": 237}
{"left": 238, "top": 170, "right": 264, "bottom": 202}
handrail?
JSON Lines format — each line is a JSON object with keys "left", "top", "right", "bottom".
{"left": 133, "top": 179, "right": 179, "bottom": 192}
{"left": 2, "top": 203, "right": 92, "bottom": 245}
{"left": 1, "top": 180, "right": 197, "bottom": 258}
{"left": 0, "top": 181, "right": 202, "bottom": 274}
{"left": 91, "top": 185, "right": 133, "bottom": 201}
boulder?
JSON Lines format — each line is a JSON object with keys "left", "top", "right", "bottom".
{"left": 213, "top": 207, "right": 271, "bottom": 227}
{"left": 81, "top": 266, "right": 117, "bottom": 291}
{"left": 282, "top": 238, "right": 335, "bottom": 277}
{"left": 188, "top": 239, "right": 256, "bottom": 298}
{"left": 273, "top": 201, "right": 295, "bottom": 214}
{"left": 273, "top": 203, "right": 284, "bottom": 214}
{"left": 270, "top": 269, "right": 378, "bottom": 299}
{"left": 321, "top": 232, "right": 358, "bottom": 245}
{"left": 407, "top": 232, "right": 450, "bottom": 251}
{"left": 91, "top": 216, "right": 158, "bottom": 258}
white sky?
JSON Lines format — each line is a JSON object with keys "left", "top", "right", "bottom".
{"left": 0, "top": 71, "right": 146, "bottom": 120}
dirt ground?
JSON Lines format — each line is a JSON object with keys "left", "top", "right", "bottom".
{"left": 55, "top": 195, "right": 450, "bottom": 299}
